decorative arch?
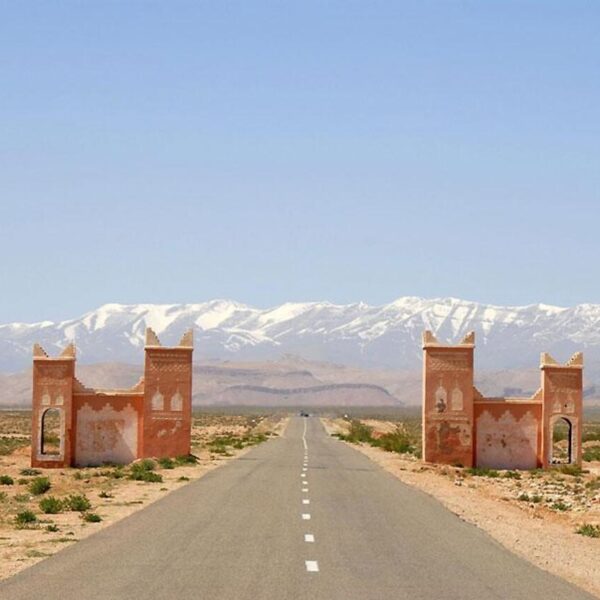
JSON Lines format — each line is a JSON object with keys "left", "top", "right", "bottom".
{"left": 40, "top": 407, "right": 63, "bottom": 457}
{"left": 550, "top": 415, "right": 575, "bottom": 465}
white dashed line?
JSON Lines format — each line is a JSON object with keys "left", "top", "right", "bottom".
{"left": 302, "top": 513, "right": 311, "bottom": 520}
{"left": 302, "top": 467, "right": 307, "bottom": 472}
{"left": 303, "top": 499, "right": 310, "bottom": 504}
{"left": 304, "top": 534, "right": 315, "bottom": 543}
{"left": 301, "top": 473, "right": 306, "bottom": 478}
{"left": 302, "top": 419, "right": 308, "bottom": 451}
{"left": 302, "top": 488, "right": 308, "bottom": 493}
{"left": 305, "top": 560, "right": 319, "bottom": 573}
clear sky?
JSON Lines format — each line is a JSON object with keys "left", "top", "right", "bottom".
{"left": 1, "top": 1, "right": 599, "bottom": 323}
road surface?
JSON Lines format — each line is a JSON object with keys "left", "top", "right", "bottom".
{"left": 0, "top": 417, "right": 594, "bottom": 599}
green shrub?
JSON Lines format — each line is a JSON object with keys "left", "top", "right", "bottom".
{"left": 129, "top": 460, "right": 162, "bottom": 483}
{"left": 466, "top": 467, "right": 500, "bottom": 478}
{"left": 550, "top": 501, "right": 570, "bottom": 511}
{"left": 157, "top": 457, "right": 175, "bottom": 469}
{"left": 39, "top": 496, "right": 63, "bottom": 514}
{"left": 576, "top": 523, "right": 600, "bottom": 538}
{"left": 28, "top": 477, "right": 51, "bottom": 495}
{"left": 0, "top": 475, "right": 14, "bottom": 485}
{"left": 20, "top": 468, "right": 41, "bottom": 477}
{"left": 557, "top": 464, "right": 585, "bottom": 476}
{"left": 46, "top": 524, "right": 59, "bottom": 532}
{"left": 372, "top": 430, "right": 416, "bottom": 455}
{"left": 65, "top": 494, "right": 91, "bottom": 512}
{"left": 503, "top": 470, "right": 522, "bottom": 480}
{"left": 98, "top": 490, "right": 113, "bottom": 499}
{"left": 343, "top": 420, "right": 374, "bottom": 443}
{"left": 15, "top": 510, "right": 37, "bottom": 527}
{"left": 583, "top": 447, "right": 600, "bottom": 462}
{"left": 175, "top": 454, "right": 198, "bottom": 466}
{"left": 82, "top": 512, "right": 102, "bottom": 523}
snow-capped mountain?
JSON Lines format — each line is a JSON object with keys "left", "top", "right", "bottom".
{"left": 2, "top": 297, "right": 600, "bottom": 375}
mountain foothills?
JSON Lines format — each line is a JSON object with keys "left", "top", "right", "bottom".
{"left": 0, "top": 297, "right": 599, "bottom": 407}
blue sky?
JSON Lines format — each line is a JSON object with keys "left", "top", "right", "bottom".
{"left": 1, "top": 1, "right": 599, "bottom": 322}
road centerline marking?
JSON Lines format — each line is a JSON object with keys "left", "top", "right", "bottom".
{"left": 302, "top": 513, "right": 311, "bottom": 520}
{"left": 302, "top": 419, "right": 308, "bottom": 451}
{"left": 305, "top": 560, "right": 319, "bottom": 572}
{"left": 304, "top": 534, "right": 315, "bottom": 543}
{"left": 303, "top": 499, "right": 310, "bottom": 504}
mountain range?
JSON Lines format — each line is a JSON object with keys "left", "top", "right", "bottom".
{"left": 1, "top": 297, "right": 600, "bottom": 377}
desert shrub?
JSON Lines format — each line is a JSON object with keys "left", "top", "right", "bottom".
{"left": 39, "top": 496, "right": 63, "bottom": 514}
{"left": 130, "top": 460, "right": 162, "bottom": 483}
{"left": 583, "top": 447, "right": 600, "bottom": 462}
{"left": 338, "top": 420, "right": 374, "bottom": 444}
{"left": 65, "top": 494, "right": 91, "bottom": 512}
{"left": 178, "top": 476, "right": 190, "bottom": 482}
{"left": 17, "top": 478, "right": 28, "bottom": 485}
{"left": 550, "top": 500, "right": 570, "bottom": 511}
{"left": 557, "top": 465, "right": 585, "bottom": 477}
{"left": 15, "top": 510, "right": 37, "bottom": 527}
{"left": 175, "top": 454, "right": 198, "bottom": 465}
{"left": 518, "top": 493, "right": 530, "bottom": 502}
{"left": 158, "top": 457, "right": 175, "bottom": 469}
{"left": 14, "top": 493, "right": 30, "bottom": 503}
{"left": 0, "top": 475, "right": 14, "bottom": 485}
{"left": 373, "top": 430, "right": 416, "bottom": 455}
{"left": 82, "top": 512, "right": 102, "bottom": 523}
{"left": 46, "top": 524, "right": 59, "bottom": 532}
{"left": 585, "top": 477, "right": 600, "bottom": 492}
{"left": 28, "top": 477, "right": 51, "bottom": 495}
{"left": 98, "top": 490, "right": 113, "bottom": 499}
{"left": 0, "top": 491, "right": 7, "bottom": 502}
{"left": 20, "top": 468, "right": 41, "bottom": 477}
{"left": 466, "top": 467, "right": 500, "bottom": 478}
{"left": 502, "top": 470, "right": 522, "bottom": 480}
{"left": 576, "top": 523, "right": 600, "bottom": 538}
{"left": 0, "top": 436, "right": 30, "bottom": 456}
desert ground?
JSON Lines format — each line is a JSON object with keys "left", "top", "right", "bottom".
{"left": 322, "top": 412, "right": 600, "bottom": 598}
{"left": 0, "top": 410, "right": 286, "bottom": 581}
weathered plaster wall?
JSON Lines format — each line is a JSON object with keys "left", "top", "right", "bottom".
{"left": 31, "top": 348, "right": 75, "bottom": 469}
{"left": 422, "top": 332, "right": 475, "bottom": 467}
{"left": 541, "top": 360, "right": 583, "bottom": 467}
{"left": 142, "top": 343, "right": 192, "bottom": 459}
{"left": 31, "top": 328, "right": 193, "bottom": 468}
{"left": 73, "top": 396, "right": 142, "bottom": 467}
{"left": 474, "top": 403, "right": 541, "bottom": 470}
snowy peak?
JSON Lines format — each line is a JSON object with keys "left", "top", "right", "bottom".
{"left": 1, "top": 297, "right": 600, "bottom": 375}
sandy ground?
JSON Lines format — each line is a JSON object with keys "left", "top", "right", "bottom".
{"left": 322, "top": 417, "right": 600, "bottom": 599}
{"left": 0, "top": 414, "right": 287, "bottom": 581}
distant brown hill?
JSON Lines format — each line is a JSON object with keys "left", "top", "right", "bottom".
{"left": 1, "top": 356, "right": 598, "bottom": 408}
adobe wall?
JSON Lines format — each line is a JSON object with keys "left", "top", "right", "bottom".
{"left": 422, "top": 331, "right": 583, "bottom": 470}
{"left": 31, "top": 328, "right": 193, "bottom": 468}
{"left": 72, "top": 393, "right": 144, "bottom": 467}
{"left": 474, "top": 400, "right": 542, "bottom": 470}
{"left": 141, "top": 329, "right": 193, "bottom": 459}
{"left": 422, "top": 331, "right": 475, "bottom": 467}
{"left": 541, "top": 353, "right": 584, "bottom": 467}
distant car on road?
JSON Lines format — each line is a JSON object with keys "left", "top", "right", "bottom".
{"left": 299, "top": 411, "right": 310, "bottom": 417}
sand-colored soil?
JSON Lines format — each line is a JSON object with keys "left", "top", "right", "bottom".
{"left": 322, "top": 417, "right": 600, "bottom": 599}
{"left": 0, "top": 413, "right": 287, "bottom": 581}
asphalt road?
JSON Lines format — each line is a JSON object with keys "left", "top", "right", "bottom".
{"left": 0, "top": 417, "right": 594, "bottom": 600}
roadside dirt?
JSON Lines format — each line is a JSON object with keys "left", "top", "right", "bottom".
{"left": 322, "top": 417, "right": 600, "bottom": 599}
{"left": 0, "top": 413, "right": 287, "bottom": 581}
